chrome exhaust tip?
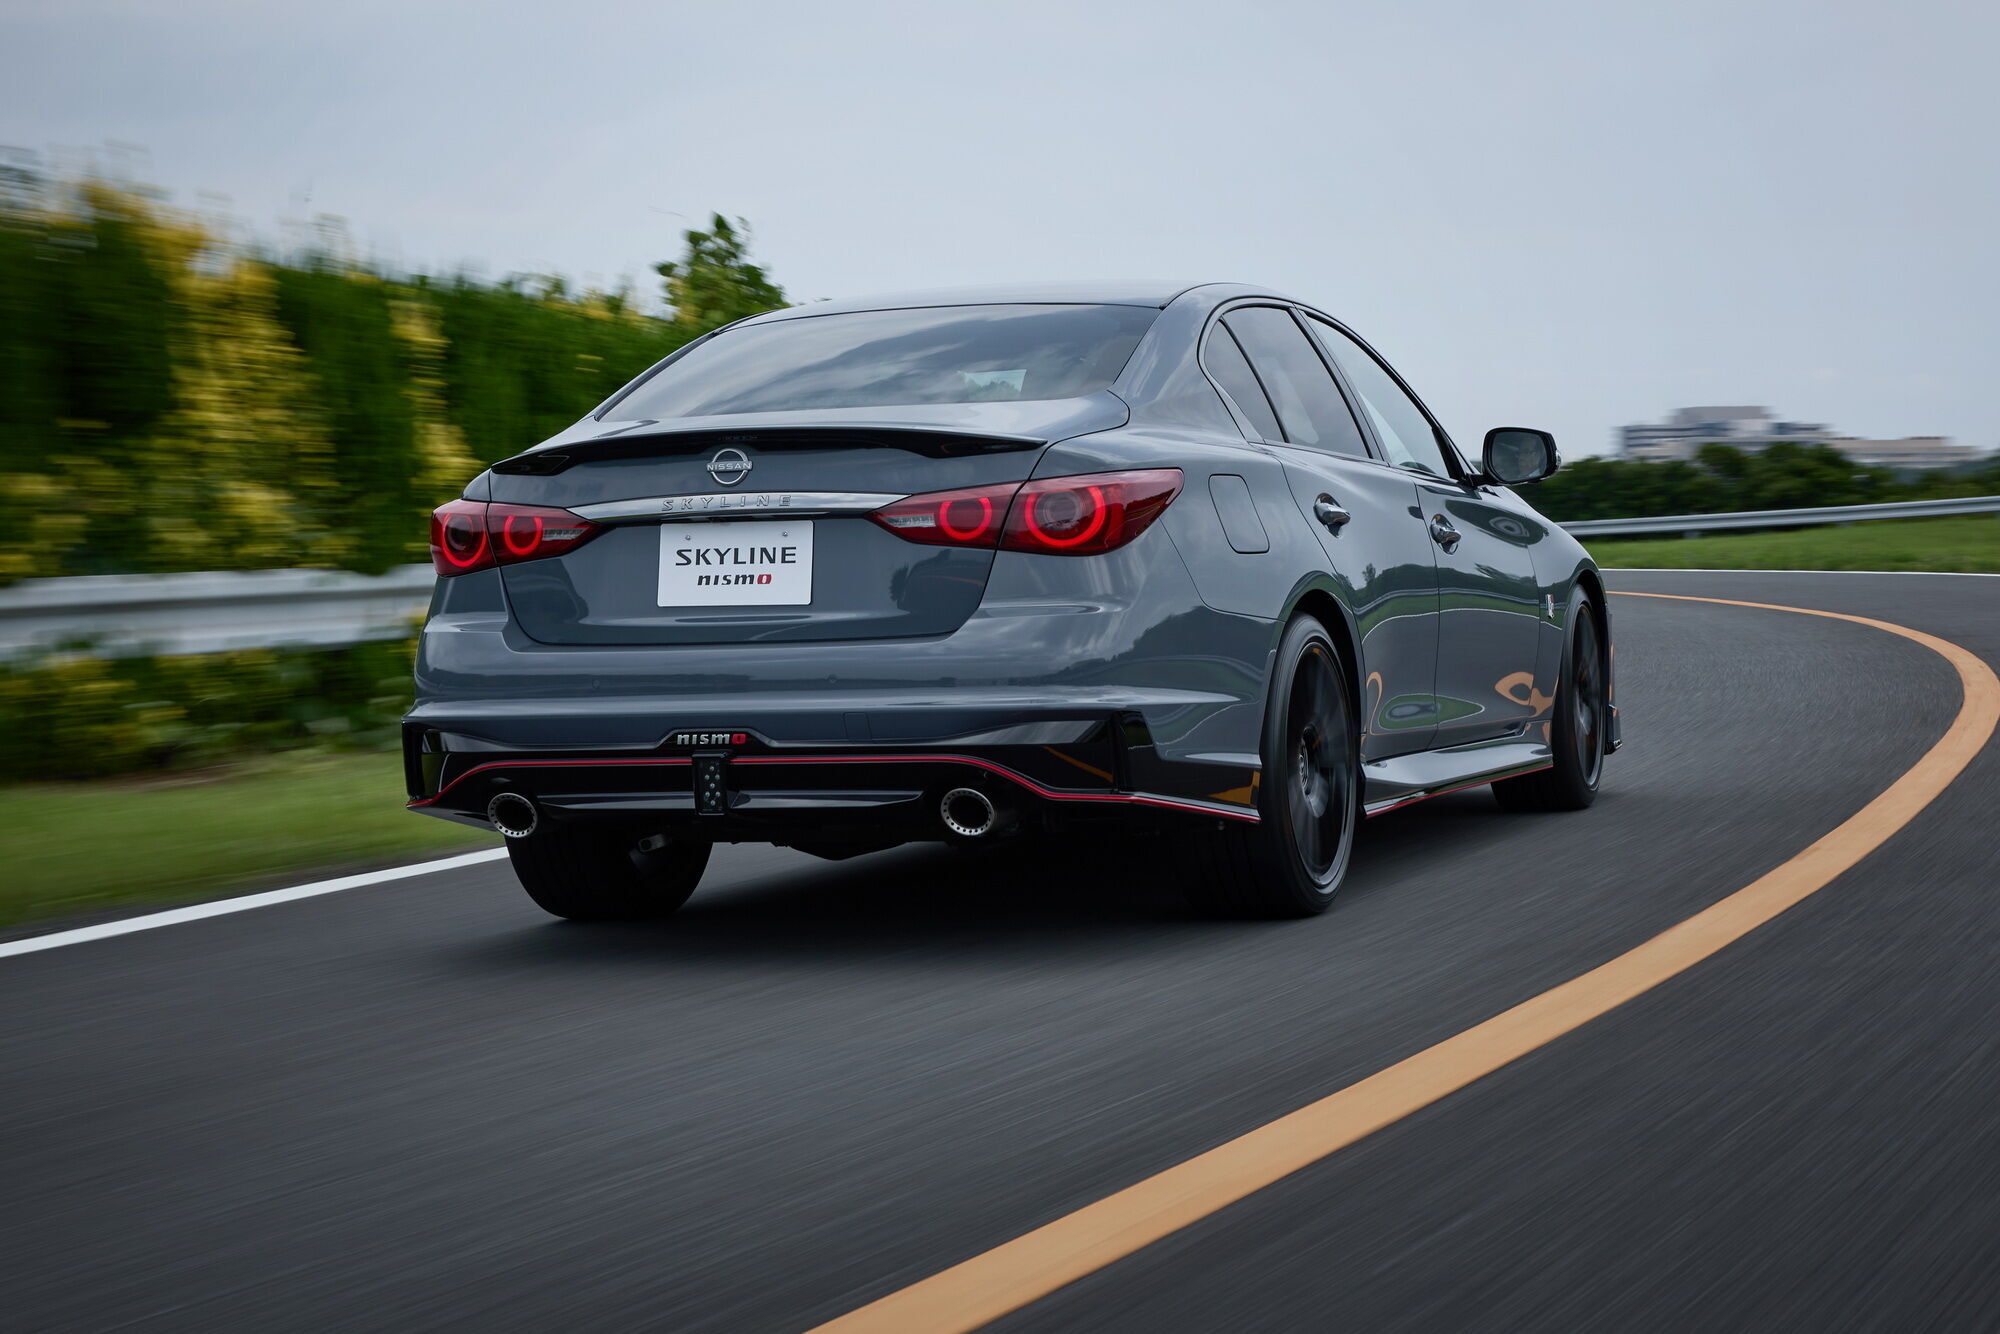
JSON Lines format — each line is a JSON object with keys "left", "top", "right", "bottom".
{"left": 487, "top": 791, "right": 539, "bottom": 839}
{"left": 939, "top": 787, "right": 998, "bottom": 838}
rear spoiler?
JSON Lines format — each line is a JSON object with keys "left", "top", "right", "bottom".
{"left": 492, "top": 426, "right": 1046, "bottom": 476}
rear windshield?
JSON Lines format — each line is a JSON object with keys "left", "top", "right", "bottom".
{"left": 603, "top": 303, "right": 1158, "bottom": 418}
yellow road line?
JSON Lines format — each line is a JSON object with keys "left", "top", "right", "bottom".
{"left": 811, "top": 592, "right": 2000, "bottom": 1334}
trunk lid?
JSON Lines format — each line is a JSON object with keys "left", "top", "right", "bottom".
{"left": 487, "top": 394, "right": 1125, "bottom": 646}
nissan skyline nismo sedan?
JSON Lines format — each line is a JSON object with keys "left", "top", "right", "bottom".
{"left": 405, "top": 281, "right": 1618, "bottom": 920}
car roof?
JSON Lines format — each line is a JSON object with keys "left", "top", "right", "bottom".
{"left": 740, "top": 281, "right": 1245, "bottom": 323}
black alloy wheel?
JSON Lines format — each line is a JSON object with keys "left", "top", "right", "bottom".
{"left": 1569, "top": 603, "right": 1606, "bottom": 788}
{"left": 1494, "top": 589, "right": 1606, "bottom": 812}
{"left": 1286, "top": 638, "right": 1355, "bottom": 885}
{"left": 1180, "top": 615, "right": 1359, "bottom": 918}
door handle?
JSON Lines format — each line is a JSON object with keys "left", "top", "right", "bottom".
{"left": 1312, "top": 495, "right": 1352, "bottom": 530}
{"left": 1428, "top": 514, "right": 1461, "bottom": 551}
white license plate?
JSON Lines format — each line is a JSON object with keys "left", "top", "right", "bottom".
{"left": 658, "top": 519, "right": 814, "bottom": 607}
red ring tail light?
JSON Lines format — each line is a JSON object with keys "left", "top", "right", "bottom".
{"left": 868, "top": 471, "right": 1181, "bottom": 555}
{"left": 500, "top": 512, "right": 545, "bottom": 557}
{"left": 1020, "top": 484, "right": 1110, "bottom": 550}
{"left": 939, "top": 494, "right": 995, "bottom": 542}
{"left": 1001, "top": 469, "right": 1181, "bottom": 556}
{"left": 430, "top": 499, "right": 493, "bottom": 574}
{"left": 867, "top": 482, "right": 1020, "bottom": 548}
{"left": 429, "top": 501, "right": 602, "bottom": 576}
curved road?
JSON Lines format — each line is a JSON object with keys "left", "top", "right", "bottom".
{"left": 4, "top": 571, "right": 1997, "bottom": 1331}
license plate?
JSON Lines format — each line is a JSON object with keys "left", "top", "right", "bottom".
{"left": 658, "top": 520, "right": 814, "bottom": 607}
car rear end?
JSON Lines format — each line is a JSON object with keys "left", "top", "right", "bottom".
{"left": 403, "top": 299, "right": 1262, "bottom": 858}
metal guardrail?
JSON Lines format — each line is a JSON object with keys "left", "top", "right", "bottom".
{"left": 0, "top": 566, "right": 436, "bottom": 660}
{"left": 1558, "top": 494, "right": 2000, "bottom": 538}
{"left": 0, "top": 495, "right": 1991, "bottom": 660}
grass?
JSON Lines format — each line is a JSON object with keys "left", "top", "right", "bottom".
{"left": 1585, "top": 515, "right": 2000, "bottom": 573}
{"left": 3, "top": 751, "right": 496, "bottom": 930}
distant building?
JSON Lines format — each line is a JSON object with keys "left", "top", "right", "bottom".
{"left": 1833, "top": 437, "right": 1977, "bottom": 470}
{"left": 1618, "top": 406, "right": 1983, "bottom": 471}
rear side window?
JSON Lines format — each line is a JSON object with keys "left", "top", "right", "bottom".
{"left": 605, "top": 303, "right": 1158, "bottom": 418}
{"left": 1304, "top": 316, "right": 1456, "bottom": 478}
{"left": 1220, "top": 307, "right": 1369, "bottom": 457}
{"left": 1202, "top": 323, "right": 1283, "bottom": 441}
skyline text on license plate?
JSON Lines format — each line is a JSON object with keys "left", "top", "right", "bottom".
{"left": 657, "top": 520, "right": 814, "bottom": 607}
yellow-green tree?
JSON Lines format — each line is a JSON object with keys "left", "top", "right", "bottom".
{"left": 655, "top": 213, "right": 787, "bottom": 337}
{"left": 133, "top": 206, "right": 341, "bottom": 571}
{"left": 393, "top": 294, "right": 484, "bottom": 531}
{"left": 0, "top": 171, "right": 765, "bottom": 582}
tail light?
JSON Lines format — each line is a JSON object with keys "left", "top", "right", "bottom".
{"left": 866, "top": 482, "right": 1018, "bottom": 548}
{"left": 868, "top": 469, "right": 1182, "bottom": 557}
{"left": 1003, "top": 470, "right": 1182, "bottom": 554}
{"left": 429, "top": 500, "right": 603, "bottom": 576}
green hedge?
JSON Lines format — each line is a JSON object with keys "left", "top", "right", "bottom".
{"left": 0, "top": 177, "right": 698, "bottom": 583}
{"left": 1527, "top": 442, "right": 2000, "bottom": 522}
{"left": 0, "top": 637, "right": 416, "bottom": 780}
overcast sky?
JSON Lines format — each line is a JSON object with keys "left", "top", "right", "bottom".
{"left": 5, "top": 0, "right": 1996, "bottom": 456}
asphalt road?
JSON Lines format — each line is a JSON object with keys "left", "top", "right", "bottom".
{"left": 4, "top": 571, "right": 1997, "bottom": 1332}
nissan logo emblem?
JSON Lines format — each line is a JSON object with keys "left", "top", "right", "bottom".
{"left": 706, "top": 448, "right": 753, "bottom": 486}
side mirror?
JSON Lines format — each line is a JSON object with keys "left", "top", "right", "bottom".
{"left": 1482, "top": 427, "right": 1560, "bottom": 485}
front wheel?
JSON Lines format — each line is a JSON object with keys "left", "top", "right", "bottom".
{"left": 1494, "top": 589, "right": 1606, "bottom": 812}
{"left": 1180, "top": 615, "right": 1359, "bottom": 918}
{"left": 507, "top": 822, "right": 711, "bottom": 921}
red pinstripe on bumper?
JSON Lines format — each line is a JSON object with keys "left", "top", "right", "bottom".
{"left": 408, "top": 752, "right": 1260, "bottom": 823}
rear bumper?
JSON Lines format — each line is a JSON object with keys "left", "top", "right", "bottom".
{"left": 406, "top": 556, "right": 1276, "bottom": 841}
{"left": 405, "top": 720, "right": 1260, "bottom": 840}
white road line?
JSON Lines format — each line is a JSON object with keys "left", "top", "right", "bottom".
{"left": 1605, "top": 568, "right": 2000, "bottom": 577}
{"left": 0, "top": 848, "right": 509, "bottom": 961}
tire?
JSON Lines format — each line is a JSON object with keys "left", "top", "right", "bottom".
{"left": 1180, "top": 615, "right": 1360, "bottom": 918}
{"left": 506, "top": 821, "right": 711, "bottom": 921}
{"left": 1494, "top": 589, "right": 1607, "bottom": 812}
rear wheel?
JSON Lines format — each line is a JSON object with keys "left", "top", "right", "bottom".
{"left": 507, "top": 822, "right": 710, "bottom": 921}
{"left": 1494, "top": 589, "right": 1606, "bottom": 812}
{"left": 1181, "top": 615, "right": 1358, "bottom": 918}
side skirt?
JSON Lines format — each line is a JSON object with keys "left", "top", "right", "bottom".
{"left": 1361, "top": 736, "right": 1554, "bottom": 817}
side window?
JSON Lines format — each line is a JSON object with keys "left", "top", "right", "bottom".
{"left": 1306, "top": 316, "right": 1455, "bottom": 478}
{"left": 1202, "top": 323, "right": 1283, "bottom": 442}
{"left": 1220, "top": 307, "right": 1369, "bottom": 457}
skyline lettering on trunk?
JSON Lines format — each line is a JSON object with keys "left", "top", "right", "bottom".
{"left": 659, "top": 492, "right": 793, "bottom": 513}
